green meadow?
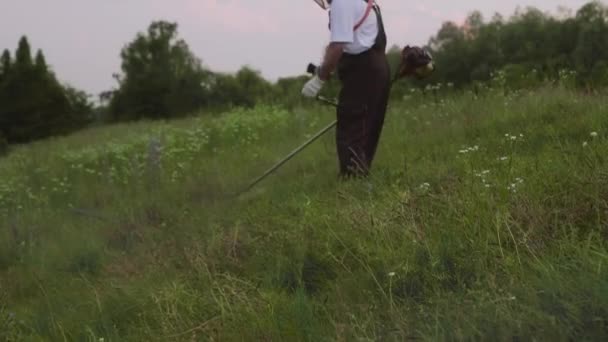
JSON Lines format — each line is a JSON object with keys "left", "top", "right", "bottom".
{"left": 1, "top": 84, "right": 607, "bottom": 341}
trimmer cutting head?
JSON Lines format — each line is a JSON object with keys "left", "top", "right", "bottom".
{"left": 398, "top": 45, "right": 435, "bottom": 80}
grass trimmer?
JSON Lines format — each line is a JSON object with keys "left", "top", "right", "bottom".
{"left": 236, "top": 46, "right": 434, "bottom": 197}
{"left": 236, "top": 118, "right": 337, "bottom": 197}
{"left": 232, "top": 66, "right": 340, "bottom": 197}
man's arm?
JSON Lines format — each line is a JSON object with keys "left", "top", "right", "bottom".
{"left": 319, "top": 42, "right": 345, "bottom": 81}
{"left": 301, "top": 0, "right": 350, "bottom": 98}
{"left": 319, "top": 0, "right": 351, "bottom": 80}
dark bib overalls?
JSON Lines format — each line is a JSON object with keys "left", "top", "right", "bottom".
{"left": 333, "top": 1, "right": 390, "bottom": 177}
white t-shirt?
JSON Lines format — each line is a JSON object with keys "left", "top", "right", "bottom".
{"left": 329, "top": 0, "right": 379, "bottom": 55}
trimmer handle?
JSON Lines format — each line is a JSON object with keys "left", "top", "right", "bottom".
{"left": 304, "top": 63, "right": 338, "bottom": 107}
{"left": 307, "top": 63, "right": 318, "bottom": 75}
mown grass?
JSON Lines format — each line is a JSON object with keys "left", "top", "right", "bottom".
{"left": 1, "top": 84, "right": 607, "bottom": 341}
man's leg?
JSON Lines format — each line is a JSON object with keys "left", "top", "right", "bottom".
{"left": 336, "top": 83, "right": 369, "bottom": 177}
{"left": 336, "top": 51, "right": 391, "bottom": 178}
{"left": 364, "top": 51, "right": 391, "bottom": 167}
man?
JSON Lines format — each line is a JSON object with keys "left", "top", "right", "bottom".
{"left": 302, "top": 0, "right": 390, "bottom": 178}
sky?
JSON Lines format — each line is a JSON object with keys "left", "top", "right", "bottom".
{"left": 0, "top": 0, "right": 592, "bottom": 97}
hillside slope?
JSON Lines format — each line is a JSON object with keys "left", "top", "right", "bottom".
{"left": 1, "top": 85, "right": 607, "bottom": 341}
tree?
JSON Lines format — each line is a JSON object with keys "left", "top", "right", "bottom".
{"left": 62, "top": 85, "right": 94, "bottom": 130}
{"left": 274, "top": 75, "right": 312, "bottom": 109}
{"left": 15, "top": 36, "right": 32, "bottom": 69}
{"left": 205, "top": 66, "right": 277, "bottom": 109}
{"left": 0, "top": 50, "right": 9, "bottom": 143}
{"left": 386, "top": 45, "right": 402, "bottom": 77}
{"left": 0, "top": 36, "right": 90, "bottom": 144}
{"left": 0, "top": 50, "right": 10, "bottom": 79}
{"left": 427, "top": 21, "right": 470, "bottom": 85}
{"left": 415, "top": 1, "right": 608, "bottom": 91}
{"left": 573, "top": 1, "right": 608, "bottom": 84}
{"left": 464, "top": 11, "right": 485, "bottom": 39}
{"left": 109, "top": 21, "right": 210, "bottom": 121}
{"left": 0, "top": 51, "right": 10, "bottom": 135}
{"left": 0, "top": 36, "right": 42, "bottom": 142}
{"left": 34, "top": 49, "right": 48, "bottom": 74}
{"left": 234, "top": 66, "right": 273, "bottom": 106}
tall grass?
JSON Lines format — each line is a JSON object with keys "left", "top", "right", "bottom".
{"left": 1, "top": 85, "right": 607, "bottom": 341}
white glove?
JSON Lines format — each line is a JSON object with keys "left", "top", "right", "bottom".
{"left": 301, "top": 75, "right": 324, "bottom": 98}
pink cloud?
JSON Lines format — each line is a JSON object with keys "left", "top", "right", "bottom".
{"left": 186, "top": 0, "right": 279, "bottom": 34}
{"left": 415, "top": 3, "right": 466, "bottom": 24}
{"left": 415, "top": 4, "right": 441, "bottom": 19}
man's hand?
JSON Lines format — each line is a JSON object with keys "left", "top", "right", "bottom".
{"left": 301, "top": 42, "right": 345, "bottom": 98}
{"left": 302, "top": 75, "right": 324, "bottom": 98}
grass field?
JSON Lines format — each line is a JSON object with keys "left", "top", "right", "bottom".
{"left": 1, "top": 84, "right": 607, "bottom": 341}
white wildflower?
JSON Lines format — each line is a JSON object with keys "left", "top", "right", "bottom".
{"left": 507, "top": 178, "right": 524, "bottom": 193}
{"left": 590, "top": 132, "right": 598, "bottom": 138}
{"left": 459, "top": 145, "right": 480, "bottom": 154}
{"left": 475, "top": 170, "right": 490, "bottom": 178}
{"left": 583, "top": 141, "right": 588, "bottom": 147}
{"left": 388, "top": 272, "right": 396, "bottom": 277}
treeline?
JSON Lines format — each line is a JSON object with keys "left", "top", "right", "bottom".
{"left": 101, "top": 22, "right": 310, "bottom": 122}
{"left": 73, "top": 0, "right": 608, "bottom": 125}
{"left": 0, "top": 38, "right": 93, "bottom": 150}
{"left": 416, "top": 0, "right": 608, "bottom": 90}
{"left": 0, "top": 22, "right": 309, "bottom": 152}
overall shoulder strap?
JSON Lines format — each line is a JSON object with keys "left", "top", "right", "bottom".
{"left": 354, "top": 0, "right": 374, "bottom": 30}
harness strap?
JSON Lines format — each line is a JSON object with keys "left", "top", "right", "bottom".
{"left": 354, "top": 0, "right": 374, "bottom": 30}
